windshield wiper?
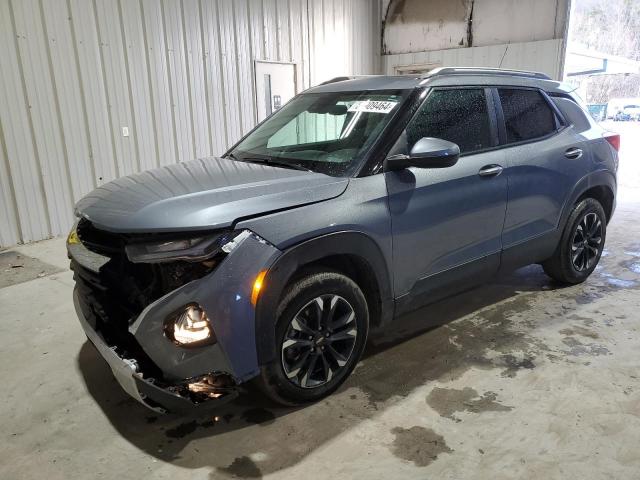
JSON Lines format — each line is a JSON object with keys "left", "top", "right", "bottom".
{"left": 242, "top": 157, "right": 312, "bottom": 172}
{"left": 226, "top": 151, "right": 312, "bottom": 172}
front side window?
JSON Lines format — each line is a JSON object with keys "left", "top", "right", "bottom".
{"left": 230, "top": 90, "right": 409, "bottom": 176}
{"left": 401, "top": 88, "right": 493, "bottom": 155}
{"left": 498, "top": 88, "right": 557, "bottom": 143}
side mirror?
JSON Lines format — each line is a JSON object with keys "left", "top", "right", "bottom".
{"left": 386, "top": 137, "right": 460, "bottom": 170}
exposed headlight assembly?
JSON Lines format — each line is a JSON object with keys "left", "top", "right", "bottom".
{"left": 125, "top": 230, "right": 251, "bottom": 263}
{"left": 165, "top": 304, "right": 215, "bottom": 347}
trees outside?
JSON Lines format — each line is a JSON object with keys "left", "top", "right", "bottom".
{"left": 569, "top": 0, "right": 640, "bottom": 103}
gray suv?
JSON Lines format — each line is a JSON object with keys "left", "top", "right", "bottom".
{"left": 69, "top": 68, "right": 619, "bottom": 413}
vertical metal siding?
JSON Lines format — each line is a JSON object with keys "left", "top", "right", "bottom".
{"left": 0, "top": 113, "right": 21, "bottom": 246}
{"left": 121, "top": 0, "right": 160, "bottom": 172}
{"left": 69, "top": 0, "right": 118, "bottom": 184}
{"left": 1, "top": 0, "right": 49, "bottom": 244}
{"left": 0, "top": 0, "right": 380, "bottom": 247}
{"left": 13, "top": 0, "right": 76, "bottom": 237}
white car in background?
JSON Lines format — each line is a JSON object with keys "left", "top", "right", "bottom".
{"left": 623, "top": 105, "right": 640, "bottom": 120}
{"left": 613, "top": 104, "right": 640, "bottom": 121}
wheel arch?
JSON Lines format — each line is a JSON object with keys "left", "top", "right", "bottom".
{"left": 575, "top": 185, "right": 614, "bottom": 222}
{"left": 254, "top": 231, "right": 394, "bottom": 366}
{"left": 559, "top": 170, "right": 616, "bottom": 230}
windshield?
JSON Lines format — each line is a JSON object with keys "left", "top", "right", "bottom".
{"left": 228, "top": 90, "right": 409, "bottom": 176}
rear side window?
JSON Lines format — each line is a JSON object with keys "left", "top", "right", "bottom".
{"left": 498, "top": 89, "right": 557, "bottom": 143}
{"left": 406, "top": 88, "right": 492, "bottom": 154}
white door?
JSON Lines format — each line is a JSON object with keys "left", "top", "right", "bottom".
{"left": 255, "top": 61, "right": 297, "bottom": 122}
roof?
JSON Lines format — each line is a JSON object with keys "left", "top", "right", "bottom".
{"left": 306, "top": 67, "right": 573, "bottom": 95}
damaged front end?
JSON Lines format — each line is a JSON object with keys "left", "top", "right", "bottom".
{"left": 69, "top": 218, "right": 280, "bottom": 413}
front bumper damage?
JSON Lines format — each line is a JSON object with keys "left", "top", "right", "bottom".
{"left": 74, "top": 290, "right": 236, "bottom": 413}
{"left": 71, "top": 229, "right": 281, "bottom": 413}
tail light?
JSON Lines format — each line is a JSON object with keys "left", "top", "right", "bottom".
{"left": 604, "top": 133, "right": 620, "bottom": 151}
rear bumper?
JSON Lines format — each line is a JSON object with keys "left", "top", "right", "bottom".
{"left": 74, "top": 289, "right": 238, "bottom": 413}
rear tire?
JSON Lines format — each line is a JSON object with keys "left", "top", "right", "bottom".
{"left": 257, "top": 270, "right": 369, "bottom": 406}
{"left": 542, "top": 198, "right": 606, "bottom": 284}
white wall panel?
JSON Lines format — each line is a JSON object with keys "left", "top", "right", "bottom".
{"left": 308, "top": 0, "right": 380, "bottom": 85}
{"left": 95, "top": 0, "right": 139, "bottom": 177}
{"left": 183, "top": 0, "right": 213, "bottom": 156}
{"left": 0, "top": 0, "right": 49, "bottom": 243}
{"left": 0, "top": 120, "right": 20, "bottom": 247}
{"left": 121, "top": 0, "right": 160, "bottom": 172}
{"left": 217, "top": 0, "right": 243, "bottom": 145}
{"left": 43, "top": 0, "right": 95, "bottom": 201}
{"left": 0, "top": 0, "right": 381, "bottom": 247}
{"left": 141, "top": 0, "right": 177, "bottom": 167}
{"left": 263, "top": 0, "right": 278, "bottom": 60}
{"left": 69, "top": 0, "right": 118, "bottom": 184}
{"left": 383, "top": 39, "right": 565, "bottom": 80}
{"left": 201, "top": 0, "right": 229, "bottom": 154}
{"left": 163, "top": 0, "right": 196, "bottom": 164}
{"left": 234, "top": 0, "right": 258, "bottom": 135}
{"left": 12, "top": 0, "right": 75, "bottom": 236}
{"left": 472, "top": 0, "right": 568, "bottom": 47}
{"left": 382, "top": 0, "right": 569, "bottom": 55}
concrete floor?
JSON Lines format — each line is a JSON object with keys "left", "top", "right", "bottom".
{"left": 1, "top": 123, "right": 640, "bottom": 479}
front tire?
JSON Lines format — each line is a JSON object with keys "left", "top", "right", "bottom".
{"left": 257, "top": 270, "right": 369, "bottom": 406}
{"left": 542, "top": 198, "right": 607, "bottom": 284}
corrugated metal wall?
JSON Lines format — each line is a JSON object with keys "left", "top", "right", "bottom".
{"left": 383, "top": 39, "right": 565, "bottom": 80}
{"left": 0, "top": 0, "right": 381, "bottom": 247}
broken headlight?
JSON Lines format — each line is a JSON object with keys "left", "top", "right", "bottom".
{"left": 165, "top": 304, "right": 215, "bottom": 347}
{"left": 125, "top": 230, "right": 250, "bottom": 263}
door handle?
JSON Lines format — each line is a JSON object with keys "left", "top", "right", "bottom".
{"left": 565, "top": 147, "right": 583, "bottom": 159}
{"left": 478, "top": 164, "right": 503, "bottom": 177}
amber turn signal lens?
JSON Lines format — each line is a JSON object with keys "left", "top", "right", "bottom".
{"left": 251, "top": 270, "right": 268, "bottom": 306}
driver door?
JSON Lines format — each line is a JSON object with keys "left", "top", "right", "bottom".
{"left": 385, "top": 88, "right": 508, "bottom": 312}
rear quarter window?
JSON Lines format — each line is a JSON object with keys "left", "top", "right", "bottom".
{"left": 498, "top": 89, "right": 557, "bottom": 143}
{"left": 550, "top": 95, "right": 592, "bottom": 132}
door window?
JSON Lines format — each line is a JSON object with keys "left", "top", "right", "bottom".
{"left": 498, "top": 89, "right": 557, "bottom": 143}
{"left": 405, "top": 88, "right": 492, "bottom": 154}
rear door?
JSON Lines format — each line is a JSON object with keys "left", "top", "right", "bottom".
{"left": 494, "top": 87, "right": 589, "bottom": 249}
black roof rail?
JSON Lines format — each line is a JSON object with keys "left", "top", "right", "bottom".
{"left": 422, "top": 67, "right": 551, "bottom": 80}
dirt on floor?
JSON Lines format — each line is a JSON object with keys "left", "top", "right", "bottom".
{"left": 0, "top": 250, "right": 62, "bottom": 288}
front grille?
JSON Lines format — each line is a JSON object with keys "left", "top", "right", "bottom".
{"left": 73, "top": 255, "right": 163, "bottom": 378}
{"left": 73, "top": 220, "right": 163, "bottom": 378}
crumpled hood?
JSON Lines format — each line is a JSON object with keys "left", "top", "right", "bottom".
{"left": 75, "top": 157, "right": 348, "bottom": 233}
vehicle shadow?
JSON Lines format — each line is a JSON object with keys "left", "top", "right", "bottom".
{"left": 76, "top": 264, "right": 567, "bottom": 478}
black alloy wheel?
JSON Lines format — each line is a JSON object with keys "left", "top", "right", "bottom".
{"left": 571, "top": 212, "right": 603, "bottom": 272}
{"left": 257, "top": 270, "right": 369, "bottom": 405}
{"left": 542, "top": 197, "right": 607, "bottom": 284}
{"left": 281, "top": 294, "right": 358, "bottom": 388}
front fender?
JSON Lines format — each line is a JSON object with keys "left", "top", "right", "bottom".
{"left": 129, "top": 232, "right": 281, "bottom": 382}
{"left": 254, "top": 231, "right": 394, "bottom": 365}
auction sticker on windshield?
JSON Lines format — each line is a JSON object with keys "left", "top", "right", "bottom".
{"left": 348, "top": 100, "right": 398, "bottom": 114}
